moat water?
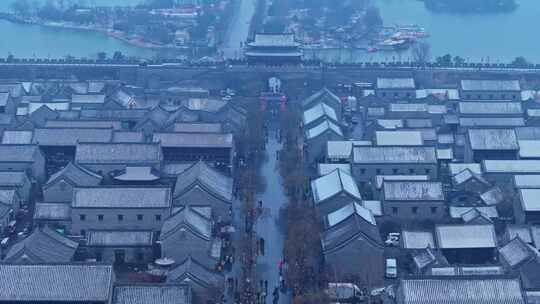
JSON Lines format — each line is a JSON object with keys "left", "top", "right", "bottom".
{"left": 0, "top": 0, "right": 539, "bottom": 61}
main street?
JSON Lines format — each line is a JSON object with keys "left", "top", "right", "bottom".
{"left": 255, "top": 131, "right": 290, "bottom": 304}
{"left": 221, "top": 0, "right": 258, "bottom": 59}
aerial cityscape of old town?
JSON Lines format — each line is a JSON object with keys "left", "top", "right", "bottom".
{"left": 0, "top": 0, "right": 537, "bottom": 303}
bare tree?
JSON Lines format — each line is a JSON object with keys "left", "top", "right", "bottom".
{"left": 412, "top": 42, "right": 431, "bottom": 64}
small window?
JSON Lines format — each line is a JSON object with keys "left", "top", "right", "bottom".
{"left": 409, "top": 168, "right": 415, "bottom": 174}
{"left": 412, "top": 207, "right": 418, "bottom": 214}
{"left": 431, "top": 207, "right": 438, "bottom": 214}
{"left": 117, "top": 214, "right": 124, "bottom": 221}
{"left": 392, "top": 169, "right": 398, "bottom": 174}
{"left": 406, "top": 92, "right": 411, "bottom": 98}
{"left": 512, "top": 95, "right": 517, "bottom": 100}
{"left": 136, "top": 253, "right": 144, "bottom": 261}
{"left": 488, "top": 94, "right": 493, "bottom": 99}
{"left": 502, "top": 94, "right": 506, "bottom": 99}
{"left": 376, "top": 169, "right": 382, "bottom": 175}
{"left": 392, "top": 207, "right": 398, "bottom": 214}
{"left": 466, "top": 94, "right": 470, "bottom": 99}
{"left": 360, "top": 169, "right": 366, "bottom": 175}
{"left": 155, "top": 214, "right": 162, "bottom": 221}
{"left": 393, "top": 92, "right": 398, "bottom": 97}
{"left": 425, "top": 169, "right": 431, "bottom": 174}
{"left": 98, "top": 214, "right": 104, "bottom": 221}
{"left": 79, "top": 214, "right": 86, "bottom": 221}
{"left": 137, "top": 214, "right": 143, "bottom": 221}
{"left": 81, "top": 229, "right": 86, "bottom": 236}
{"left": 382, "top": 92, "right": 386, "bottom": 97}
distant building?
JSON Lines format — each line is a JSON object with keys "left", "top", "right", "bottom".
{"left": 460, "top": 79, "right": 521, "bottom": 101}
{"left": 435, "top": 224, "right": 497, "bottom": 264}
{"left": 382, "top": 181, "right": 445, "bottom": 220}
{"left": 86, "top": 230, "right": 155, "bottom": 264}
{"left": 311, "top": 169, "right": 362, "bottom": 216}
{"left": 43, "top": 162, "right": 102, "bottom": 203}
{"left": 113, "top": 284, "right": 192, "bottom": 304}
{"left": 375, "top": 77, "right": 416, "bottom": 100}
{"left": 245, "top": 33, "right": 302, "bottom": 65}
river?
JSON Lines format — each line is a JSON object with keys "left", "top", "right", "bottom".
{"left": 304, "top": 0, "right": 540, "bottom": 63}
{"left": 1, "top": 0, "right": 539, "bottom": 61}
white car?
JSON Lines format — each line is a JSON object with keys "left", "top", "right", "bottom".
{"left": 386, "top": 258, "right": 397, "bottom": 278}
{"left": 385, "top": 232, "right": 400, "bottom": 246}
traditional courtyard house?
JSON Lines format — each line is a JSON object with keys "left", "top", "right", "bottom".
{"left": 460, "top": 79, "right": 521, "bottom": 101}
{"left": 374, "top": 130, "right": 424, "bottom": 146}
{"left": 71, "top": 94, "right": 106, "bottom": 110}
{"left": 325, "top": 140, "right": 371, "bottom": 163}
{"left": 465, "top": 129, "right": 519, "bottom": 162}
{"left": 396, "top": 276, "right": 526, "bottom": 304}
{"left": 112, "top": 284, "right": 192, "bottom": 304}
{"left": 0, "top": 171, "right": 31, "bottom": 202}
{"left": 71, "top": 187, "right": 172, "bottom": 236}
{"left": 311, "top": 169, "right": 362, "bottom": 216}
{"left": 1, "top": 130, "right": 33, "bottom": 144}
{"left": 153, "top": 132, "right": 234, "bottom": 170}
{"left": 302, "top": 88, "right": 343, "bottom": 118}
{"left": 0, "top": 145, "right": 46, "bottom": 182}
{"left": 43, "top": 162, "right": 102, "bottom": 203}
{"left": 160, "top": 207, "right": 219, "bottom": 268}
{"left": 382, "top": 181, "right": 446, "bottom": 220}
{"left": 167, "top": 256, "right": 224, "bottom": 298}
{"left": 86, "top": 230, "right": 155, "bottom": 264}
{"left": 3, "top": 226, "right": 78, "bottom": 263}
{"left": 321, "top": 202, "right": 383, "bottom": 285}
{"left": 375, "top": 77, "right": 416, "bottom": 100}
{"left": 305, "top": 119, "right": 344, "bottom": 164}
{"left": 0, "top": 263, "right": 114, "bottom": 304}
{"left": 499, "top": 237, "right": 540, "bottom": 290}
{"left": 33, "top": 203, "right": 72, "bottom": 231}
{"left": 173, "top": 161, "right": 233, "bottom": 219}
{"left": 302, "top": 102, "right": 339, "bottom": 130}
{"left": 435, "top": 224, "right": 497, "bottom": 264}
{"left": 33, "top": 127, "right": 114, "bottom": 171}
{"left": 75, "top": 143, "right": 162, "bottom": 177}
{"left": 352, "top": 146, "right": 438, "bottom": 182}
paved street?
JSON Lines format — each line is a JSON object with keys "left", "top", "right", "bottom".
{"left": 221, "top": 0, "right": 257, "bottom": 59}
{"left": 255, "top": 133, "right": 290, "bottom": 304}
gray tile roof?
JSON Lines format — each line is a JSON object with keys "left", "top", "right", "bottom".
{"left": 1, "top": 130, "right": 33, "bottom": 144}
{"left": 375, "top": 131, "right": 423, "bottom": 146}
{"left": 0, "top": 264, "right": 113, "bottom": 302}
{"left": 33, "top": 203, "right": 71, "bottom": 220}
{"left": 174, "top": 123, "right": 222, "bottom": 133}
{"left": 0, "top": 145, "right": 40, "bottom": 163}
{"left": 514, "top": 175, "right": 540, "bottom": 188}
{"left": 45, "top": 162, "right": 102, "bottom": 188}
{"left": 326, "top": 140, "right": 371, "bottom": 159}
{"left": 484, "top": 160, "right": 540, "bottom": 174}
{"left": 376, "top": 77, "right": 415, "bottom": 89}
{"left": 318, "top": 163, "right": 351, "bottom": 176}
{"left": 401, "top": 230, "right": 435, "bottom": 249}
{"left": 112, "top": 131, "right": 144, "bottom": 143}
{"left": 160, "top": 207, "right": 212, "bottom": 241}
{"left": 458, "top": 102, "right": 523, "bottom": 115}
{"left": 168, "top": 256, "right": 223, "bottom": 288}
{"left": 76, "top": 143, "right": 162, "bottom": 165}
{"left": 435, "top": 224, "right": 497, "bottom": 249}
{"left": 398, "top": 277, "right": 525, "bottom": 304}
{"left": 112, "top": 166, "right": 160, "bottom": 182}
{"left": 459, "top": 117, "right": 525, "bottom": 127}
{"left": 0, "top": 171, "right": 29, "bottom": 187}
{"left": 499, "top": 237, "right": 534, "bottom": 267}
{"left": 87, "top": 230, "right": 154, "bottom": 247}
{"left": 113, "top": 284, "right": 191, "bottom": 304}
{"left": 303, "top": 102, "right": 338, "bottom": 126}
{"left": 311, "top": 169, "right": 361, "bottom": 205}
{"left": 353, "top": 146, "right": 437, "bottom": 164}
{"left": 306, "top": 119, "right": 343, "bottom": 140}
{"left": 174, "top": 161, "right": 232, "bottom": 202}
{"left": 45, "top": 119, "right": 123, "bottom": 129}
{"left": 153, "top": 132, "right": 233, "bottom": 148}
{"left": 250, "top": 33, "right": 298, "bottom": 47}
{"left": 72, "top": 187, "right": 171, "bottom": 208}
{"left": 33, "top": 128, "right": 113, "bottom": 146}
{"left": 326, "top": 202, "right": 376, "bottom": 227}
{"left": 461, "top": 79, "right": 521, "bottom": 91}
{"left": 383, "top": 181, "right": 444, "bottom": 201}
{"left": 468, "top": 129, "right": 518, "bottom": 150}
{"left": 72, "top": 94, "right": 106, "bottom": 104}
{"left": 4, "top": 226, "right": 78, "bottom": 263}
{"left": 302, "top": 88, "right": 341, "bottom": 108}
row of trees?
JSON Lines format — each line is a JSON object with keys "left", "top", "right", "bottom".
{"left": 278, "top": 105, "right": 328, "bottom": 304}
